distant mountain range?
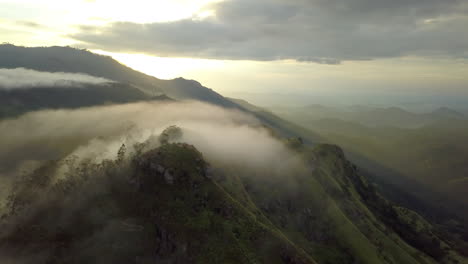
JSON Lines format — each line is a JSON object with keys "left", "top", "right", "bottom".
{"left": 273, "top": 104, "right": 466, "bottom": 129}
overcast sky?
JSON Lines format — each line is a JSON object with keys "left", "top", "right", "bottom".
{"left": 1, "top": 0, "right": 467, "bottom": 105}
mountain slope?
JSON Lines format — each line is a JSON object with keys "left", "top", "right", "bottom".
{"left": 228, "top": 98, "right": 323, "bottom": 144}
{"left": 290, "top": 117, "right": 468, "bottom": 212}
{"left": 0, "top": 44, "right": 238, "bottom": 108}
{"left": 0, "top": 142, "right": 315, "bottom": 264}
{"left": 0, "top": 82, "right": 172, "bottom": 119}
{"left": 271, "top": 105, "right": 468, "bottom": 218}
{"left": 224, "top": 143, "right": 464, "bottom": 264}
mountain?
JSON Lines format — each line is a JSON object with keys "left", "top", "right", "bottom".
{"left": 273, "top": 104, "right": 466, "bottom": 129}
{"left": 0, "top": 141, "right": 314, "bottom": 264}
{"left": 269, "top": 108, "right": 468, "bottom": 258}
{"left": 0, "top": 45, "right": 467, "bottom": 263}
{"left": 1, "top": 128, "right": 464, "bottom": 263}
{"left": 271, "top": 104, "right": 468, "bottom": 212}
{"left": 276, "top": 115, "right": 468, "bottom": 210}
{"left": 431, "top": 107, "right": 465, "bottom": 120}
{"left": 0, "top": 44, "right": 239, "bottom": 109}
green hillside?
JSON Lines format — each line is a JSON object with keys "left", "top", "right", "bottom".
{"left": 270, "top": 107, "right": 468, "bottom": 259}
{"left": 1, "top": 127, "right": 465, "bottom": 263}
{"left": 271, "top": 105, "right": 468, "bottom": 211}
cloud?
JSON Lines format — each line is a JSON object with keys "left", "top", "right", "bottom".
{"left": 16, "top": 20, "right": 45, "bottom": 29}
{"left": 0, "top": 101, "right": 300, "bottom": 176}
{"left": 0, "top": 68, "right": 113, "bottom": 89}
{"left": 0, "top": 101, "right": 306, "bottom": 225}
{"left": 70, "top": 0, "right": 468, "bottom": 63}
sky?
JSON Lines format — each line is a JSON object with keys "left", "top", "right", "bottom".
{"left": 1, "top": 0, "right": 468, "bottom": 106}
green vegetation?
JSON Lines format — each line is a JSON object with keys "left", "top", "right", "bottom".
{"left": 0, "top": 141, "right": 315, "bottom": 263}
{"left": 4, "top": 129, "right": 465, "bottom": 263}
{"left": 271, "top": 105, "right": 468, "bottom": 207}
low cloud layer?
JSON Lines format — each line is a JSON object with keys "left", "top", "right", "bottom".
{"left": 71, "top": 0, "right": 468, "bottom": 63}
{"left": 0, "top": 68, "right": 113, "bottom": 89}
{"left": 0, "top": 101, "right": 308, "bottom": 211}
{"left": 0, "top": 101, "right": 301, "bottom": 177}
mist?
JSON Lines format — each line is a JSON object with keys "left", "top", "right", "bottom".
{"left": 0, "top": 68, "right": 113, "bottom": 89}
{"left": 0, "top": 100, "right": 303, "bottom": 180}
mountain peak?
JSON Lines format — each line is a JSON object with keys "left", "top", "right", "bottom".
{"left": 431, "top": 106, "right": 464, "bottom": 119}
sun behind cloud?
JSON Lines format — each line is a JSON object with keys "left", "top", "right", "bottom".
{"left": 92, "top": 49, "right": 226, "bottom": 80}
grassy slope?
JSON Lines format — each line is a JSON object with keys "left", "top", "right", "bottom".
{"left": 270, "top": 106, "right": 468, "bottom": 207}
{"left": 298, "top": 118, "right": 468, "bottom": 210}
{"left": 270, "top": 112, "right": 468, "bottom": 260}
{"left": 214, "top": 142, "right": 460, "bottom": 264}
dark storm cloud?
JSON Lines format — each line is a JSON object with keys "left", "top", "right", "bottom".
{"left": 70, "top": 0, "right": 468, "bottom": 63}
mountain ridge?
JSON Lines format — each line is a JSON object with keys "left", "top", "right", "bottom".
{"left": 0, "top": 44, "right": 239, "bottom": 109}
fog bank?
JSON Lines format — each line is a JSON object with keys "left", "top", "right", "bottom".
{"left": 0, "top": 101, "right": 301, "bottom": 178}
{"left": 0, "top": 68, "right": 113, "bottom": 89}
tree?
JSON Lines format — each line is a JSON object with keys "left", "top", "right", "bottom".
{"left": 117, "top": 143, "right": 127, "bottom": 163}
{"left": 159, "top": 125, "right": 183, "bottom": 145}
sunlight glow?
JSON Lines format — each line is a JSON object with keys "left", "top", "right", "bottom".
{"left": 0, "top": 0, "right": 220, "bottom": 24}
{"left": 0, "top": 0, "right": 221, "bottom": 47}
{"left": 92, "top": 50, "right": 226, "bottom": 80}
